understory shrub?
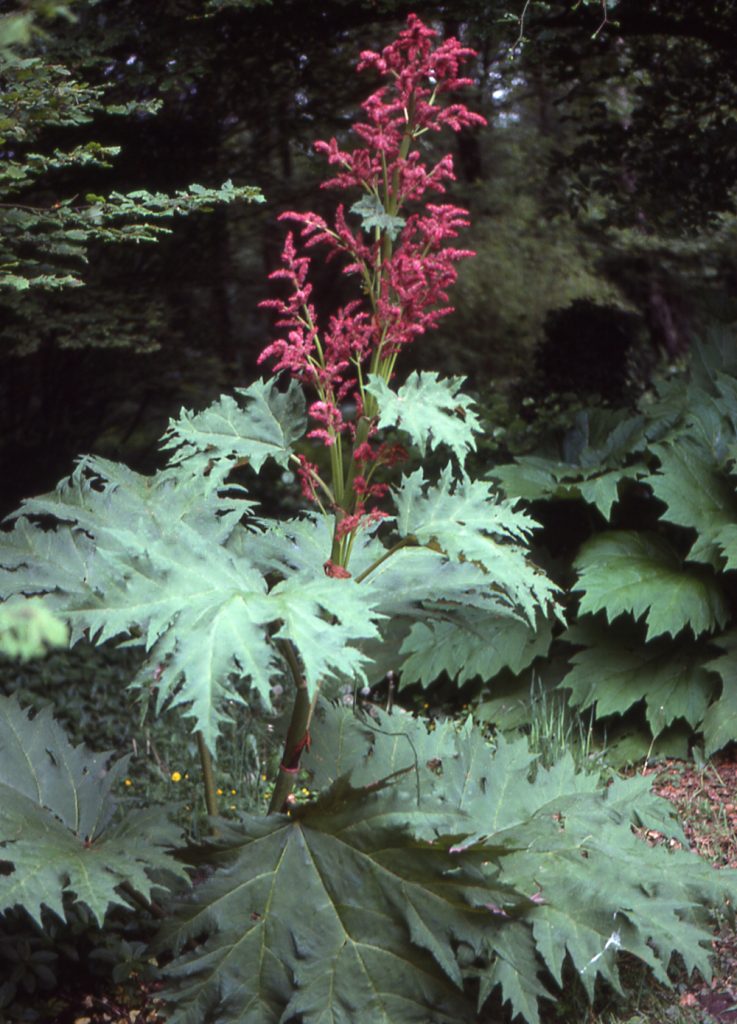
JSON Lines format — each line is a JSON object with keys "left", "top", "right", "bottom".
{"left": 0, "top": 18, "right": 735, "bottom": 1024}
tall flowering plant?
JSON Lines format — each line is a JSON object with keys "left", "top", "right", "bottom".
{"left": 259, "top": 14, "right": 486, "bottom": 572}
{"left": 254, "top": 15, "right": 519, "bottom": 815}
{"left": 0, "top": 15, "right": 732, "bottom": 1024}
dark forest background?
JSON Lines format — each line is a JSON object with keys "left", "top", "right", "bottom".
{"left": 2, "top": 0, "right": 736, "bottom": 514}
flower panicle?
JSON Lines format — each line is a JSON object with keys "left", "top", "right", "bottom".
{"left": 258, "top": 14, "right": 483, "bottom": 546}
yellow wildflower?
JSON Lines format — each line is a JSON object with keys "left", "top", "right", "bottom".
{"left": 171, "top": 771, "right": 182, "bottom": 782}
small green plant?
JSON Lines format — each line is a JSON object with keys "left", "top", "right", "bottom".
{"left": 525, "top": 676, "right": 598, "bottom": 772}
{"left": 0, "top": 17, "right": 735, "bottom": 1024}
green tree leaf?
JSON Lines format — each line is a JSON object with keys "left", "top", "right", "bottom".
{"left": 574, "top": 531, "right": 728, "bottom": 640}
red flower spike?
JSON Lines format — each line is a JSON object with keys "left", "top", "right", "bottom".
{"left": 259, "top": 15, "right": 484, "bottom": 532}
{"left": 295, "top": 455, "right": 320, "bottom": 502}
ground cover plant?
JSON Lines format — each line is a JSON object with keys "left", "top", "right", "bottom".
{"left": 1, "top": 15, "right": 737, "bottom": 1024}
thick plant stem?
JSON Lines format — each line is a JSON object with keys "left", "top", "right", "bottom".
{"left": 196, "top": 731, "right": 219, "bottom": 824}
{"left": 268, "top": 641, "right": 316, "bottom": 815}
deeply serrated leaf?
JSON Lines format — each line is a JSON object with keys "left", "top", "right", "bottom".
{"left": 0, "top": 696, "right": 186, "bottom": 925}
{"left": 160, "top": 779, "right": 517, "bottom": 1024}
{"left": 367, "top": 372, "right": 481, "bottom": 462}
{"left": 161, "top": 704, "right": 737, "bottom": 1024}
{"left": 715, "top": 520, "right": 737, "bottom": 572}
{"left": 161, "top": 377, "right": 307, "bottom": 478}
{"left": 562, "top": 618, "right": 719, "bottom": 736}
{"left": 1, "top": 460, "right": 283, "bottom": 748}
{"left": 645, "top": 440, "right": 737, "bottom": 568}
{"left": 398, "top": 612, "right": 552, "bottom": 686}
{"left": 574, "top": 531, "right": 728, "bottom": 640}
{"left": 491, "top": 458, "right": 647, "bottom": 520}
{"left": 489, "top": 410, "right": 650, "bottom": 519}
{"left": 702, "top": 629, "right": 737, "bottom": 755}
{"left": 269, "top": 573, "right": 384, "bottom": 694}
{"left": 394, "top": 467, "right": 558, "bottom": 625}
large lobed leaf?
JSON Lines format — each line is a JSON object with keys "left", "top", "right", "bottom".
{"left": 366, "top": 372, "right": 481, "bottom": 463}
{"left": 160, "top": 705, "right": 736, "bottom": 1024}
{"left": 394, "top": 467, "right": 559, "bottom": 627}
{"left": 246, "top": 508, "right": 553, "bottom": 691}
{"left": 562, "top": 617, "right": 720, "bottom": 738}
{"left": 573, "top": 531, "right": 728, "bottom": 640}
{"left": 0, "top": 695, "right": 187, "bottom": 926}
{"left": 488, "top": 329, "right": 737, "bottom": 757}
{"left": 489, "top": 410, "right": 650, "bottom": 520}
{"left": 701, "top": 629, "right": 737, "bottom": 755}
{"left": 161, "top": 378, "right": 307, "bottom": 481}
{"left": 398, "top": 611, "right": 552, "bottom": 687}
{"left": 0, "top": 457, "right": 384, "bottom": 751}
{"left": 645, "top": 440, "right": 737, "bottom": 569}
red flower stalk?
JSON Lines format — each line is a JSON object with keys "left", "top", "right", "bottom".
{"left": 259, "top": 14, "right": 485, "bottom": 562}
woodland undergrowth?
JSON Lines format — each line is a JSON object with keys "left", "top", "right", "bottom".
{"left": 0, "top": 15, "right": 736, "bottom": 1024}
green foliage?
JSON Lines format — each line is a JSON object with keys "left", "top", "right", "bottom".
{"left": 394, "top": 466, "right": 558, "bottom": 627}
{"left": 0, "top": 9, "right": 264, "bottom": 351}
{"left": 160, "top": 704, "right": 735, "bottom": 1024}
{"left": 0, "top": 356, "right": 573, "bottom": 1019}
{"left": 488, "top": 325, "right": 737, "bottom": 756}
{"left": 490, "top": 411, "right": 649, "bottom": 519}
{"left": 398, "top": 612, "right": 552, "bottom": 687}
{"left": 645, "top": 440, "right": 737, "bottom": 569}
{"left": 0, "top": 597, "right": 68, "bottom": 660}
{"left": 0, "top": 371, "right": 557, "bottom": 750}
{"left": 574, "top": 531, "right": 729, "bottom": 640}
{"left": 0, "top": 454, "right": 386, "bottom": 751}
{"left": 1, "top": 162, "right": 264, "bottom": 298}
{"left": 0, "top": 695, "right": 187, "bottom": 926}
{"left": 563, "top": 619, "right": 719, "bottom": 739}
{"left": 351, "top": 194, "right": 406, "bottom": 241}
{"left": 366, "top": 371, "right": 481, "bottom": 462}
{"left": 161, "top": 377, "right": 308, "bottom": 478}
{"left": 0, "top": 2, "right": 76, "bottom": 52}
{"left": 3, "top": 13, "right": 736, "bottom": 1019}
